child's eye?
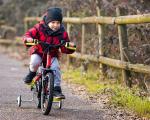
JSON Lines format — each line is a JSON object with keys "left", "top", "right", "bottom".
{"left": 51, "top": 21, "right": 55, "bottom": 24}
{"left": 51, "top": 21, "right": 60, "bottom": 24}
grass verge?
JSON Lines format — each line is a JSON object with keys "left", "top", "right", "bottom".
{"left": 62, "top": 67, "right": 150, "bottom": 118}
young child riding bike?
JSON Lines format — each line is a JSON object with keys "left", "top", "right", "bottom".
{"left": 22, "top": 7, "right": 76, "bottom": 99}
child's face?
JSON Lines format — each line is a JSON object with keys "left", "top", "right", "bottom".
{"left": 48, "top": 21, "right": 61, "bottom": 31}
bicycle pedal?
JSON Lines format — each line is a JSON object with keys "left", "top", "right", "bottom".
{"left": 53, "top": 97, "right": 63, "bottom": 101}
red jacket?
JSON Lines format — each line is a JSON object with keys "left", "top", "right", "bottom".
{"left": 22, "top": 21, "right": 74, "bottom": 58}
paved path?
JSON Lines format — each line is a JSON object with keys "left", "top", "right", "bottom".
{"left": 0, "top": 53, "right": 105, "bottom": 120}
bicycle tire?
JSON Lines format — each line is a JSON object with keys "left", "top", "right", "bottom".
{"left": 41, "top": 72, "right": 54, "bottom": 115}
{"left": 34, "top": 80, "right": 42, "bottom": 109}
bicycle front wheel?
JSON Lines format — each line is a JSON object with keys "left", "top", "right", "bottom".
{"left": 41, "top": 72, "right": 54, "bottom": 115}
{"left": 34, "top": 80, "right": 42, "bottom": 109}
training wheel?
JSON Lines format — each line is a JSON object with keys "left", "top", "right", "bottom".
{"left": 17, "top": 95, "right": 22, "bottom": 107}
{"left": 58, "top": 100, "right": 62, "bottom": 109}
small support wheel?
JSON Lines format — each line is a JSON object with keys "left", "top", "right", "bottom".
{"left": 17, "top": 95, "right": 22, "bottom": 107}
{"left": 58, "top": 100, "right": 62, "bottom": 109}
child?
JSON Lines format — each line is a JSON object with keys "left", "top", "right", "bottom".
{"left": 22, "top": 7, "right": 76, "bottom": 99}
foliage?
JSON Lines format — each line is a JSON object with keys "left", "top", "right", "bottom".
{"left": 111, "top": 86, "right": 150, "bottom": 118}
{"left": 63, "top": 67, "right": 106, "bottom": 93}
{"left": 63, "top": 66, "right": 150, "bottom": 118}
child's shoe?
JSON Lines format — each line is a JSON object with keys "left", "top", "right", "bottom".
{"left": 23, "top": 70, "right": 36, "bottom": 84}
{"left": 53, "top": 86, "right": 65, "bottom": 99}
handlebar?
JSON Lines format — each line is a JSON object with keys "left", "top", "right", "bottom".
{"left": 25, "top": 39, "right": 66, "bottom": 49}
{"left": 25, "top": 39, "right": 76, "bottom": 51}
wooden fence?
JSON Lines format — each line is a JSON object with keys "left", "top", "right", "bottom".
{"left": 0, "top": 20, "right": 5, "bottom": 25}
{"left": 2, "top": 7, "right": 150, "bottom": 88}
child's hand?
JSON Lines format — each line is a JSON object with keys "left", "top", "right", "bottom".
{"left": 65, "top": 42, "right": 76, "bottom": 51}
{"left": 25, "top": 38, "right": 34, "bottom": 43}
{"left": 69, "top": 42, "right": 76, "bottom": 47}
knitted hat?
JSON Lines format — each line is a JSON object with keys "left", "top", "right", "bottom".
{"left": 44, "top": 7, "right": 63, "bottom": 24}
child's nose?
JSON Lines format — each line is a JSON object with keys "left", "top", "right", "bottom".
{"left": 54, "top": 23, "right": 58, "bottom": 26}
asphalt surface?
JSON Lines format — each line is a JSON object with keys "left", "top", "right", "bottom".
{"left": 0, "top": 53, "right": 105, "bottom": 120}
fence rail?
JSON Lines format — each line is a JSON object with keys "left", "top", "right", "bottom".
{"left": 24, "top": 14, "right": 150, "bottom": 24}
{"left": 70, "top": 53, "right": 150, "bottom": 74}
{"left": 0, "top": 20, "right": 5, "bottom": 25}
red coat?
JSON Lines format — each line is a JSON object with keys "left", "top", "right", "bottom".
{"left": 22, "top": 21, "right": 74, "bottom": 58}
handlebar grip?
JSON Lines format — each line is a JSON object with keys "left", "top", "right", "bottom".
{"left": 65, "top": 42, "right": 76, "bottom": 50}
{"left": 25, "top": 39, "right": 39, "bottom": 46}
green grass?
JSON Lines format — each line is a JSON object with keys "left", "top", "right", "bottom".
{"left": 63, "top": 67, "right": 108, "bottom": 93}
{"left": 62, "top": 67, "right": 150, "bottom": 118}
{"left": 111, "top": 87, "right": 150, "bottom": 118}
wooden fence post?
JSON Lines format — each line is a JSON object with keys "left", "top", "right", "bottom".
{"left": 81, "top": 23, "right": 87, "bottom": 74}
{"left": 116, "top": 7, "right": 132, "bottom": 87}
{"left": 66, "top": 11, "right": 71, "bottom": 67}
{"left": 97, "top": 8, "right": 105, "bottom": 80}
{"left": 81, "top": 24, "right": 85, "bottom": 55}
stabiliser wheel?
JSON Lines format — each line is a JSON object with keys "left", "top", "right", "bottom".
{"left": 17, "top": 95, "right": 22, "bottom": 107}
{"left": 58, "top": 100, "right": 62, "bottom": 109}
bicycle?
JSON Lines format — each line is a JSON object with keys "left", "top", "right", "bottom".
{"left": 17, "top": 39, "right": 70, "bottom": 115}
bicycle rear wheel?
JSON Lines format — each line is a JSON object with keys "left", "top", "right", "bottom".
{"left": 41, "top": 72, "right": 54, "bottom": 115}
